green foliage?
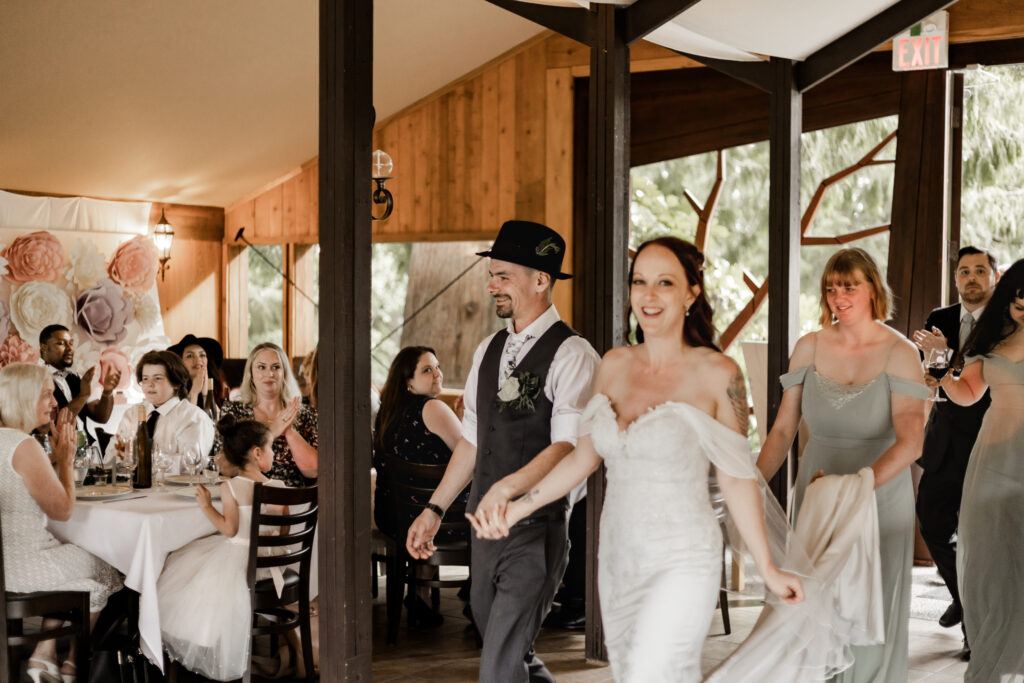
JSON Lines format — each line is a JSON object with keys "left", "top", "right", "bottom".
{"left": 247, "top": 244, "right": 284, "bottom": 352}
{"left": 370, "top": 242, "right": 411, "bottom": 387}
{"left": 631, "top": 116, "right": 897, "bottom": 351}
{"left": 962, "top": 64, "right": 1024, "bottom": 268}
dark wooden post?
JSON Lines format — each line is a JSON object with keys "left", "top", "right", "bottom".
{"left": 319, "top": 0, "right": 373, "bottom": 679}
{"left": 766, "top": 58, "right": 802, "bottom": 507}
{"left": 888, "top": 70, "right": 952, "bottom": 336}
{"left": 947, "top": 72, "right": 964, "bottom": 305}
{"left": 578, "top": 3, "right": 630, "bottom": 663}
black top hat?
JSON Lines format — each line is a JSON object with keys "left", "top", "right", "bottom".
{"left": 476, "top": 220, "right": 572, "bottom": 280}
{"left": 167, "top": 334, "right": 225, "bottom": 368}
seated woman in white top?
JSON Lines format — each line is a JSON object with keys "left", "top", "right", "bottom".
{"left": 107, "top": 351, "right": 215, "bottom": 468}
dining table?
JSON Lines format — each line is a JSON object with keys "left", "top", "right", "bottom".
{"left": 47, "top": 484, "right": 218, "bottom": 671}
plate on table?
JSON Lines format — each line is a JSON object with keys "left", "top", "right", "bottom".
{"left": 76, "top": 485, "right": 135, "bottom": 501}
{"left": 164, "top": 474, "right": 228, "bottom": 486}
{"left": 172, "top": 484, "right": 222, "bottom": 500}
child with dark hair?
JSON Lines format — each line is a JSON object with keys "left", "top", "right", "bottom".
{"left": 156, "top": 415, "right": 304, "bottom": 680}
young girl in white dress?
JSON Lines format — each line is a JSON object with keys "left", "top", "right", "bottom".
{"left": 157, "top": 415, "right": 289, "bottom": 681}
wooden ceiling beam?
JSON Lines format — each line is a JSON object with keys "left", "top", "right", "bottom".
{"left": 795, "top": 0, "right": 957, "bottom": 93}
{"left": 483, "top": 0, "right": 594, "bottom": 46}
{"left": 624, "top": 0, "right": 703, "bottom": 46}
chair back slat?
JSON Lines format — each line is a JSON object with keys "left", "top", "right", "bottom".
{"left": 246, "top": 484, "right": 318, "bottom": 590}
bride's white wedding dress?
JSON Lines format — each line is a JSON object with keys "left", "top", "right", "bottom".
{"left": 585, "top": 393, "right": 883, "bottom": 683}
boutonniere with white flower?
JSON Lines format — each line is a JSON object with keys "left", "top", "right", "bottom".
{"left": 496, "top": 369, "right": 542, "bottom": 415}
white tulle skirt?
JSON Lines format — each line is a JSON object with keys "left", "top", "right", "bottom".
{"left": 157, "top": 534, "right": 252, "bottom": 681}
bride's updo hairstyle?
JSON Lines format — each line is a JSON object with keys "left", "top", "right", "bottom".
{"left": 628, "top": 237, "right": 718, "bottom": 351}
{"left": 217, "top": 414, "right": 271, "bottom": 468}
{"left": 818, "top": 247, "right": 893, "bottom": 328}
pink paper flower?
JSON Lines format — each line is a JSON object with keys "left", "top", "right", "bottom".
{"left": 76, "top": 278, "right": 134, "bottom": 344}
{"left": 1, "top": 231, "right": 67, "bottom": 285}
{"left": 0, "top": 334, "right": 40, "bottom": 369}
{"left": 99, "top": 346, "right": 132, "bottom": 391}
{"left": 107, "top": 236, "right": 158, "bottom": 292}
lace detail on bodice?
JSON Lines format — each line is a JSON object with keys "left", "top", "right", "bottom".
{"left": 812, "top": 371, "right": 876, "bottom": 411}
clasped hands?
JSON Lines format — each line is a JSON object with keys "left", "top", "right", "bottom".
{"left": 405, "top": 482, "right": 520, "bottom": 561}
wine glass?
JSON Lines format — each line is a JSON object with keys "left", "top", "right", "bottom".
{"left": 153, "top": 446, "right": 173, "bottom": 489}
{"left": 925, "top": 348, "right": 950, "bottom": 403}
{"left": 72, "top": 451, "right": 90, "bottom": 487}
{"left": 181, "top": 444, "right": 203, "bottom": 484}
{"left": 117, "top": 441, "right": 137, "bottom": 490}
{"left": 87, "top": 444, "right": 110, "bottom": 485}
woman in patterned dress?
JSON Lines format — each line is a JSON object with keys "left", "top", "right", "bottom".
{"left": 218, "top": 343, "right": 317, "bottom": 487}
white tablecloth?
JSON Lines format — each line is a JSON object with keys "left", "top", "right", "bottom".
{"left": 48, "top": 490, "right": 216, "bottom": 670}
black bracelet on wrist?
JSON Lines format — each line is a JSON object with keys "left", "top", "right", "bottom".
{"left": 424, "top": 502, "right": 445, "bottom": 518}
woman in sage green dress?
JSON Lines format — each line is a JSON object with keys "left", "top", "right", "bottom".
{"left": 758, "top": 248, "right": 928, "bottom": 683}
{"left": 932, "top": 259, "right": 1024, "bottom": 683}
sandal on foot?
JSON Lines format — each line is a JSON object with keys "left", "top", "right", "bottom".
{"left": 26, "top": 657, "right": 60, "bottom": 683}
{"left": 60, "top": 660, "right": 77, "bottom": 683}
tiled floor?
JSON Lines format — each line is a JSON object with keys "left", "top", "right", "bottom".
{"left": 372, "top": 587, "right": 970, "bottom": 682}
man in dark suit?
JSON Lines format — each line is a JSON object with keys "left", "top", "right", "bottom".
{"left": 913, "top": 246, "right": 998, "bottom": 658}
{"left": 39, "top": 324, "right": 120, "bottom": 436}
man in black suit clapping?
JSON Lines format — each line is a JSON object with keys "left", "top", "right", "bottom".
{"left": 913, "top": 246, "right": 998, "bottom": 659}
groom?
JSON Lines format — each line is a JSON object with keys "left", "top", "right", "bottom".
{"left": 407, "top": 220, "right": 599, "bottom": 682}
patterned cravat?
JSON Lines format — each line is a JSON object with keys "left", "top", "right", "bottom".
{"left": 959, "top": 313, "right": 975, "bottom": 350}
{"left": 501, "top": 333, "right": 534, "bottom": 384}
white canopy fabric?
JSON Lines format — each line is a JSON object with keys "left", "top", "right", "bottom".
{"left": 521, "top": 0, "right": 905, "bottom": 62}
{"left": 0, "top": 189, "right": 150, "bottom": 235}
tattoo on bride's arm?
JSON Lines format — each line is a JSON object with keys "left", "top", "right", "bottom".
{"left": 727, "top": 369, "right": 750, "bottom": 433}
{"left": 519, "top": 487, "right": 541, "bottom": 505}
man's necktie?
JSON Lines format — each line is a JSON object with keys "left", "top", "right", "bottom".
{"left": 959, "top": 314, "right": 975, "bottom": 351}
{"left": 501, "top": 334, "right": 533, "bottom": 384}
{"left": 146, "top": 410, "right": 160, "bottom": 439}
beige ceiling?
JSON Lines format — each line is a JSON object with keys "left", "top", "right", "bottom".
{"left": 0, "top": 1, "right": 543, "bottom": 208}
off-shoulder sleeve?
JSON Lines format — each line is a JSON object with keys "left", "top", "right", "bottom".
{"left": 578, "top": 393, "right": 609, "bottom": 438}
{"left": 779, "top": 365, "right": 810, "bottom": 391}
{"left": 964, "top": 354, "right": 983, "bottom": 366}
{"left": 886, "top": 375, "right": 930, "bottom": 400}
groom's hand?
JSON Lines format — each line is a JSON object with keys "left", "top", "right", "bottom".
{"left": 473, "top": 481, "right": 514, "bottom": 538}
{"left": 406, "top": 509, "right": 441, "bottom": 559}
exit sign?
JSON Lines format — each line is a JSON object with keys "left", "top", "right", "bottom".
{"left": 893, "top": 11, "right": 948, "bottom": 71}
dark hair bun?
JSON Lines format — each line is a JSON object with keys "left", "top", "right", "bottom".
{"left": 217, "top": 413, "right": 238, "bottom": 435}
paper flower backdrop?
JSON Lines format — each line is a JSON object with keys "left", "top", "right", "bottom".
{"left": 76, "top": 278, "right": 134, "bottom": 344}
{"left": 10, "top": 281, "right": 74, "bottom": 344}
{"left": 2, "top": 231, "right": 67, "bottom": 285}
{"left": 0, "top": 333, "right": 40, "bottom": 369}
{"left": 0, "top": 230, "right": 166, "bottom": 383}
{"left": 108, "top": 236, "right": 159, "bottom": 292}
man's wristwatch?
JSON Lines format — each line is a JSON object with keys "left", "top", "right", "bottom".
{"left": 423, "top": 502, "right": 445, "bottom": 518}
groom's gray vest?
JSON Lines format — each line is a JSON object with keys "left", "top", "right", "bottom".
{"left": 469, "top": 321, "right": 576, "bottom": 523}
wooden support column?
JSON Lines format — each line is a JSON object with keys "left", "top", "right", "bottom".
{"left": 578, "top": 3, "right": 630, "bottom": 663}
{"left": 766, "top": 58, "right": 802, "bottom": 507}
{"left": 947, "top": 73, "right": 965, "bottom": 305}
{"left": 888, "top": 70, "right": 952, "bottom": 337}
{"left": 319, "top": 0, "right": 373, "bottom": 679}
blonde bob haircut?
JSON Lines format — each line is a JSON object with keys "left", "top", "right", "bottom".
{"left": 238, "top": 342, "right": 302, "bottom": 408}
{"left": 819, "top": 247, "right": 894, "bottom": 328}
{"left": 0, "top": 363, "right": 52, "bottom": 432}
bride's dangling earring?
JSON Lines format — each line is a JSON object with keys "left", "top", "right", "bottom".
{"left": 685, "top": 304, "right": 691, "bottom": 318}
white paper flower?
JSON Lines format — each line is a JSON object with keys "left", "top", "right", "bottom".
{"left": 497, "top": 376, "right": 520, "bottom": 402}
{"left": 126, "top": 288, "right": 160, "bottom": 331}
{"left": 0, "top": 246, "right": 9, "bottom": 279}
{"left": 10, "top": 281, "right": 74, "bottom": 346}
{"left": 64, "top": 240, "right": 108, "bottom": 292}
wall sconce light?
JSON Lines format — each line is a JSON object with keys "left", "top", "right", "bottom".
{"left": 153, "top": 208, "right": 174, "bottom": 281}
{"left": 371, "top": 149, "right": 394, "bottom": 221}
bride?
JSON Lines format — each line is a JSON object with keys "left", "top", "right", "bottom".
{"left": 467, "top": 237, "right": 803, "bottom": 681}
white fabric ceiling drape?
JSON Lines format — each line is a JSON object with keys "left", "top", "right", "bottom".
{"left": 519, "top": 0, "right": 905, "bottom": 62}
{"left": 0, "top": 189, "right": 150, "bottom": 235}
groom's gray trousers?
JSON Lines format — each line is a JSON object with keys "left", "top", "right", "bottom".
{"left": 471, "top": 513, "right": 569, "bottom": 683}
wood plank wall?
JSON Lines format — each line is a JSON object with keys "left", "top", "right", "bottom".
{"left": 150, "top": 202, "right": 225, "bottom": 345}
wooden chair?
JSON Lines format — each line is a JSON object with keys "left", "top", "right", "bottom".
{"left": 243, "top": 483, "right": 318, "bottom": 683}
{"left": 1, "top": 511, "right": 91, "bottom": 682}
{"left": 708, "top": 472, "right": 732, "bottom": 635}
{"left": 378, "top": 455, "right": 471, "bottom": 644}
